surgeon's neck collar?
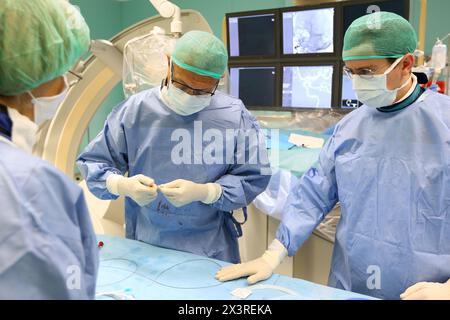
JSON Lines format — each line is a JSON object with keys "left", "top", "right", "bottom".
{"left": 377, "top": 74, "right": 424, "bottom": 113}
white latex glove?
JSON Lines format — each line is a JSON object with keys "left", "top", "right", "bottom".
{"left": 106, "top": 174, "right": 158, "bottom": 206}
{"left": 159, "top": 179, "right": 222, "bottom": 207}
{"left": 400, "top": 280, "right": 450, "bottom": 300}
{"left": 215, "top": 239, "right": 288, "bottom": 285}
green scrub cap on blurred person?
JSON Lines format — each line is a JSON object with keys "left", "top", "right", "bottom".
{"left": 172, "top": 30, "right": 228, "bottom": 79}
{"left": 343, "top": 11, "right": 417, "bottom": 61}
{"left": 0, "top": 0, "right": 90, "bottom": 96}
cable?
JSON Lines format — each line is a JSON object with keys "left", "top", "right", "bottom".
{"left": 98, "top": 258, "right": 224, "bottom": 290}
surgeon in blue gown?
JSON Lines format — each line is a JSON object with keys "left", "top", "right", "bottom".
{"left": 77, "top": 31, "right": 271, "bottom": 263}
{"left": 216, "top": 12, "right": 450, "bottom": 300}
{"left": 0, "top": 0, "right": 98, "bottom": 299}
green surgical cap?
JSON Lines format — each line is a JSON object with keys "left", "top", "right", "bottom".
{"left": 343, "top": 11, "right": 417, "bottom": 61}
{"left": 172, "top": 31, "right": 228, "bottom": 79}
{"left": 0, "top": 0, "right": 91, "bottom": 96}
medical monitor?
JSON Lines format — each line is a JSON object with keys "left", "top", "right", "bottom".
{"left": 228, "top": 13, "right": 276, "bottom": 57}
{"left": 282, "top": 65, "right": 334, "bottom": 109}
{"left": 282, "top": 8, "right": 335, "bottom": 55}
{"left": 229, "top": 67, "right": 276, "bottom": 107}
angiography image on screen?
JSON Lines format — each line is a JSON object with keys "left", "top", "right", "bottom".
{"left": 283, "top": 8, "right": 334, "bottom": 54}
{"left": 283, "top": 66, "right": 333, "bottom": 108}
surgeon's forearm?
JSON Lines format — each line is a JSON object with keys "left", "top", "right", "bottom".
{"left": 275, "top": 187, "right": 332, "bottom": 256}
{"left": 275, "top": 220, "right": 319, "bottom": 257}
{"left": 209, "top": 164, "right": 270, "bottom": 209}
{"left": 213, "top": 180, "right": 268, "bottom": 211}
{"left": 81, "top": 168, "right": 122, "bottom": 200}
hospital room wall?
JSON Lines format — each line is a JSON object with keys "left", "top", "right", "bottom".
{"left": 120, "top": 0, "right": 294, "bottom": 38}
{"left": 126, "top": 1, "right": 450, "bottom": 67}
{"left": 409, "top": 0, "right": 450, "bottom": 56}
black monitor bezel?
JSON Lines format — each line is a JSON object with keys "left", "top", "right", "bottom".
{"left": 229, "top": 65, "right": 278, "bottom": 109}
{"left": 279, "top": 3, "right": 338, "bottom": 58}
{"left": 226, "top": 0, "right": 410, "bottom": 112}
{"left": 226, "top": 9, "right": 280, "bottom": 60}
{"left": 280, "top": 62, "right": 338, "bottom": 112}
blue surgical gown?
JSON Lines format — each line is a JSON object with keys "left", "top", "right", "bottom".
{"left": 0, "top": 141, "right": 98, "bottom": 299}
{"left": 77, "top": 88, "right": 270, "bottom": 263}
{"left": 276, "top": 90, "right": 450, "bottom": 299}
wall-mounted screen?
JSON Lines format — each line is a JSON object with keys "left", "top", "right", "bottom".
{"left": 230, "top": 67, "right": 276, "bottom": 107}
{"left": 228, "top": 13, "right": 276, "bottom": 57}
{"left": 283, "top": 8, "right": 334, "bottom": 55}
{"left": 227, "top": 0, "right": 408, "bottom": 110}
{"left": 282, "top": 65, "right": 333, "bottom": 108}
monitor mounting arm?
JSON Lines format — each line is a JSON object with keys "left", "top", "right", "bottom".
{"left": 149, "top": 0, "right": 182, "bottom": 36}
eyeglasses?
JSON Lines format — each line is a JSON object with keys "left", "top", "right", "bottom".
{"left": 343, "top": 66, "right": 379, "bottom": 80}
{"left": 170, "top": 64, "right": 219, "bottom": 96}
{"left": 67, "top": 70, "right": 83, "bottom": 88}
{"left": 343, "top": 56, "right": 404, "bottom": 80}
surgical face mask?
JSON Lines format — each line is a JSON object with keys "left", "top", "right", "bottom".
{"left": 6, "top": 107, "right": 39, "bottom": 154}
{"left": 352, "top": 57, "right": 412, "bottom": 109}
{"left": 28, "top": 75, "right": 69, "bottom": 126}
{"left": 160, "top": 62, "right": 213, "bottom": 116}
{"left": 160, "top": 83, "right": 212, "bottom": 116}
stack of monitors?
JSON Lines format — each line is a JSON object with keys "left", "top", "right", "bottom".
{"left": 226, "top": 0, "right": 409, "bottom": 111}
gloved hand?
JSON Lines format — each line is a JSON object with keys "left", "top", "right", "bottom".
{"left": 400, "top": 280, "right": 450, "bottom": 300}
{"left": 106, "top": 174, "right": 158, "bottom": 206}
{"left": 215, "top": 239, "right": 288, "bottom": 285}
{"left": 159, "top": 179, "right": 222, "bottom": 207}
